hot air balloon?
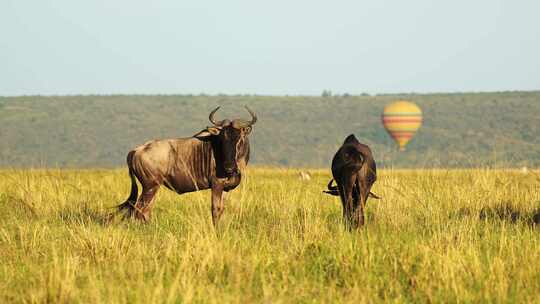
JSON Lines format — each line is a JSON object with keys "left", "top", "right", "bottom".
{"left": 382, "top": 101, "right": 422, "bottom": 151}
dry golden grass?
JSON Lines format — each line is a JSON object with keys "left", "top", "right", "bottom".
{"left": 0, "top": 167, "right": 539, "bottom": 303}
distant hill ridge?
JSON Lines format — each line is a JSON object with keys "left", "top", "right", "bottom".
{"left": 0, "top": 91, "right": 539, "bottom": 168}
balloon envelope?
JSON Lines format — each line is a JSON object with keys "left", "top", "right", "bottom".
{"left": 382, "top": 101, "right": 422, "bottom": 151}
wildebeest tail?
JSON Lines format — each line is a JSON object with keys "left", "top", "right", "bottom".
{"left": 117, "top": 151, "right": 138, "bottom": 211}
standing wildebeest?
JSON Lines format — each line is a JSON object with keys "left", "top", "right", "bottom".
{"left": 117, "top": 106, "right": 257, "bottom": 226}
{"left": 324, "top": 134, "right": 380, "bottom": 229}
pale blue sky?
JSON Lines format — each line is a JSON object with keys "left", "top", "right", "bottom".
{"left": 1, "top": 0, "right": 539, "bottom": 96}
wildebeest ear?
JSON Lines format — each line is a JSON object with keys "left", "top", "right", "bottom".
{"left": 242, "top": 126, "right": 252, "bottom": 135}
{"left": 194, "top": 127, "right": 221, "bottom": 139}
{"left": 207, "top": 127, "right": 221, "bottom": 135}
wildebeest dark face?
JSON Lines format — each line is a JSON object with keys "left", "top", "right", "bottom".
{"left": 202, "top": 106, "right": 256, "bottom": 176}
{"left": 207, "top": 124, "right": 251, "bottom": 175}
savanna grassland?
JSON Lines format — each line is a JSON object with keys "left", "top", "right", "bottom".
{"left": 1, "top": 168, "right": 540, "bottom": 303}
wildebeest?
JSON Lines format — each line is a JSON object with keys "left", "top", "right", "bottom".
{"left": 324, "top": 134, "right": 380, "bottom": 229}
{"left": 117, "top": 106, "right": 257, "bottom": 226}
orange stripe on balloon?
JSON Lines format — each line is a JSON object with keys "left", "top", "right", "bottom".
{"left": 393, "top": 134, "right": 413, "bottom": 139}
{"left": 390, "top": 131, "right": 415, "bottom": 135}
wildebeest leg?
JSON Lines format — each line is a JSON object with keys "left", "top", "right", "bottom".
{"left": 338, "top": 183, "right": 348, "bottom": 226}
{"left": 222, "top": 191, "right": 229, "bottom": 204}
{"left": 350, "top": 179, "right": 363, "bottom": 229}
{"left": 134, "top": 185, "right": 160, "bottom": 222}
{"left": 352, "top": 179, "right": 366, "bottom": 228}
{"left": 211, "top": 183, "right": 225, "bottom": 226}
{"left": 339, "top": 178, "right": 355, "bottom": 230}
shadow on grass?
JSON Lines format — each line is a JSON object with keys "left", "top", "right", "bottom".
{"left": 452, "top": 202, "right": 540, "bottom": 227}
{"left": 4, "top": 194, "right": 39, "bottom": 219}
{"left": 479, "top": 205, "right": 540, "bottom": 226}
{"left": 57, "top": 203, "right": 115, "bottom": 226}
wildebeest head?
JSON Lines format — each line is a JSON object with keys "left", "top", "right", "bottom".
{"left": 196, "top": 106, "right": 257, "bottom": 176}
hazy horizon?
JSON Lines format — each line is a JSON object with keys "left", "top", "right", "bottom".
{"left": 2, "top": 1, "right": 539, "bottom": 96}
{"left": 3, "top": 89, "right": 540, "bottom": 98}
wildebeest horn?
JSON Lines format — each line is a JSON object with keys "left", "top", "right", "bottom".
{"left": 323, "top": 179, "right": 340, "bottom": 196}
{"left": 209, "top": 106, "right": 221, "bottom": 126}
{"left": 245, "top": 106, "right": 257, "bottom": 126}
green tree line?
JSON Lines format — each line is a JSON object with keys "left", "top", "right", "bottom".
{"left": 0, "top": 91, "right": 538, "bottom": 168}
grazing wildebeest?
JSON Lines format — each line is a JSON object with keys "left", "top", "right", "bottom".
{"left": 117, "top": 106, "right": 257, "bottom": 226}
{"left": 324, "top": 134, "right": 380, "bottom": 229}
